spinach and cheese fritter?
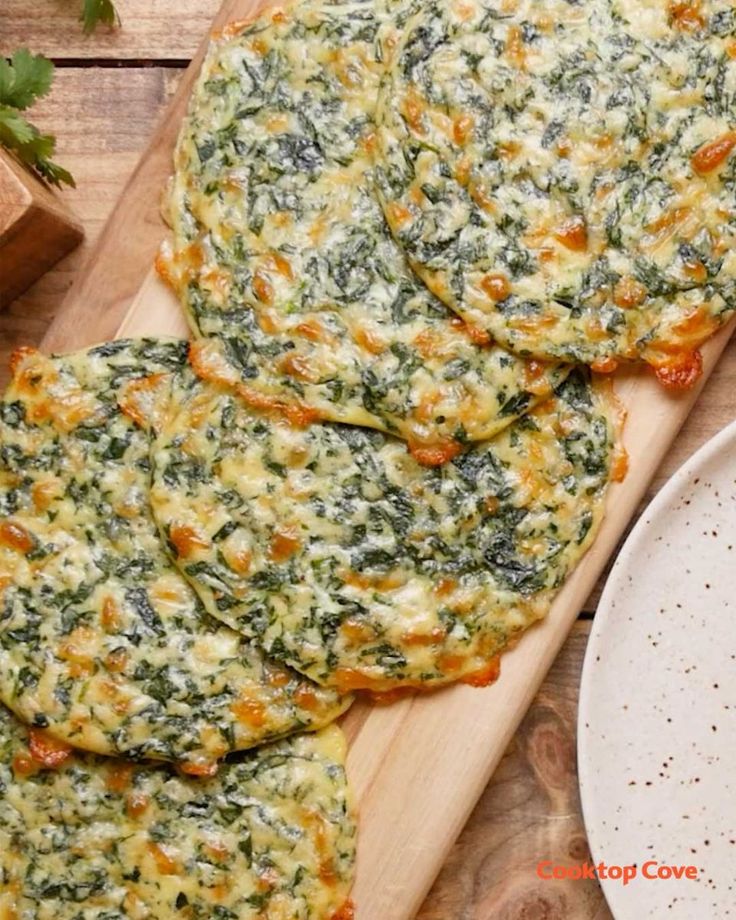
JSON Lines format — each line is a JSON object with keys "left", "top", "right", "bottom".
{"left": 160, "top": 0, "right": 566, "bottom": 464}
{"left": 151, "top": 365, "right": 620, "bottom": 691}
{"left": 376, "top": 0, "right": 736, "bottom": 384}
{"left": 0, "top": 340, "right": 348, "bottom": 771}
{"left": 0, "top": 706, "right": 355, "bottom": 920}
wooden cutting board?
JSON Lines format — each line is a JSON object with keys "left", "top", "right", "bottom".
{"left": 40, "top": 1, "right": 736, "bottom": 916}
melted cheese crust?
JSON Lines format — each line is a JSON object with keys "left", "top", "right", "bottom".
{"left": 376, "top": 0, "right": 736, "bottom": 372}
{"left": 0, "top": 340, "right": 347, "bottom": 769}
{"left": 163, "top": 0, "right": 567, "bottom": 456}
{"left": 151, "top": 366, "right": 618, "bottom": 690}
{"left": 0, "top": 707, "right": 355, "bottom": 920}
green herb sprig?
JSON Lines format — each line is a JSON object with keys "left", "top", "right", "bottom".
{"left": 0, "top": 49, "right": 74, "bottom": 188}
{"left": 81, "top": 0, "right": 120, "bottom": 34}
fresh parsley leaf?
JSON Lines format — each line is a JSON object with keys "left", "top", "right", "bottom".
{"left": 31, "top": 150, "right": 75, "bottom": 188}
{"left": 0, "top": 49, "right": 54, "bottom": 110}
{"left": 80, "top": 0, "right": 120, "bottom": 34}
{"left": 0, "top": 50, "right": 75, "bottom": 188}
{"left": 0, "top": 106, "right": 34, "bottom": 145}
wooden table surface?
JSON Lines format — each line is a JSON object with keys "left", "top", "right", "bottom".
{"left": 2, "top": 5, "right": 735, "bottom": 917}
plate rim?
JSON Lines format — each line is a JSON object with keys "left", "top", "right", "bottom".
{"left": 577, "top": 415, "right": 736, "bottom": 918}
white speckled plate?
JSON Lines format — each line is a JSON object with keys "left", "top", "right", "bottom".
{"left": 579, "top": 420, "right": 736, "bottom": 920}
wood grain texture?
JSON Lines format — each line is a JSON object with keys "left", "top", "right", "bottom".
{"left": 0, "top": 149, "right": 84, "bottom": 307}
{"left": 0, "top": 68, "right": 181, "bottom": 387}
{"left": 0, "top": 0, "right": 220, "bottom": 59}
{"left": 417, "top": 621, "right": 613, "bottom": 920}
{"left": 39, "top": 0, "right": 250, "bottom": 355}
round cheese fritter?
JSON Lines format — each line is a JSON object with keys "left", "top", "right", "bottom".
{"left": 0, "top": 705, "right": 355, "bottom": 920}
{"left": 0, "top": 340, "right": 347, "bottom": 770}
{"left": 160, "top": 0, "right": 566, "bottom": 463}
{"left": 150, "top": 365, "right": 619, "bottom": 691}
{"left": 375, "top": 0, "right": 736, "bottom": 381}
